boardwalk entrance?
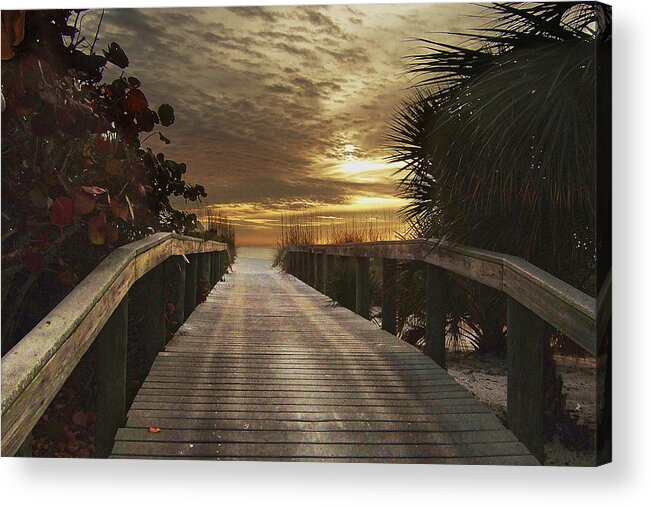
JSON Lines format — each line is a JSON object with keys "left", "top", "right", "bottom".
{"left": 110, "top": 255, "right": 538, "bottom": 464}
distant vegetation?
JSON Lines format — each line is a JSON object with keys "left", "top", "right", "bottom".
{"left": 193, "top": 207, "right": 237, "bottom": 261}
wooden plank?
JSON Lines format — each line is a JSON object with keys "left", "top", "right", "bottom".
{"left": 124, "top": 414, "right": 508, "bottom": 432}
{"left": 109, "top": 454, "right": 539, "bottom": 465}
{"left": 289, "top": 239, "right": 596, "bottom": 353}
{"left": 112, "top": 440, "right": 531, "bottom": 459}
{"left": 115, "top": 427, "right": 517, "bottom": 445}
{"left": 1, "top": 233, "right": 227, "bottom": 456}
{"left": 107, "top": 255, "right": 536, "bottom": 464}
{"left": 503, "top": 257, "right": 595, "bottom": 354}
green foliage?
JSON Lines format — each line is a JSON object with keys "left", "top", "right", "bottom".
{"left": 389, "top": 2, "right": 610, "bottom": 290}
{"left": 388, "top": 2, "right": 610, "bottom": 354}
{"left": 0, "top": 10, "right": 209, "bottom": 351}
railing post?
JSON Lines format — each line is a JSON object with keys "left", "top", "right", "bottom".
{"left": 425, "top": 263, "right": 449, "bottom": 368}
{"left": 300, "top": 252, "right": 308, "bottom": 282}
{"left": 184, "top": 253, "right": 198, "bottom": 318}
{"left": 314, "top": 252, "right": 323, "bottom": 291}
{"left": 382, "top": 258, "right": 398, "bottom": 335}
{"left": 355, "top": 256, "right": 371, "bottom": 319}
{"left": 167, "top": 256, "right": 186, "bottom": 334}
{"left": 143, "top": 263, "right": 166, "bottom": 370}
{"left": 199, "top": 252, "right": 212, "bottom": 294}
{"left": 95, "top": 296, "right": 128, "bottom": 457}
{"left": 216, "top": 250, "right": 224, "bottom": 281}
{"left": 321, "top": 252, "right": 329, "bottom": 293}
{"left": 507, "top": 296, "right": 546, "bottom": 463}
{"left": 210, "top": 251, "right": 218, "bottom": 286}
{"left": 306, "top": 251, "right": 314, "bottom": 286}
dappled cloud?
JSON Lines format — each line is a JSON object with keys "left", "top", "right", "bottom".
{"left": 86, "top": 3, "right": 479, "bottom": 245}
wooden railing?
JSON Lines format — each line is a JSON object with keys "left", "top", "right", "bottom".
{"left": 284, "top": 239, "right": 603, "bottom": 463}
{"left": 1, "top": 233, "right": 230, "bottom": 457}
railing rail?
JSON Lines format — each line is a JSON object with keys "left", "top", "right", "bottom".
{"left": 1, "top": 232, "right": 230, "bottom": 456}
{"left": 287, "top": 239, "right": 596, "bottom": 354}
{"left": 284, "top": 238, "right": 602, "bottom": 463}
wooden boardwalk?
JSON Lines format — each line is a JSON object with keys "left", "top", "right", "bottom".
{"left": 110, "top": 256, "right": 538, "bottom": 464}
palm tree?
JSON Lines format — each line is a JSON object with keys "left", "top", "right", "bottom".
{"left": 388, "top": 2, "right": 610, "bottom": 449}
{"left": 389, "top": 2, "right": 610, "bottom": 292}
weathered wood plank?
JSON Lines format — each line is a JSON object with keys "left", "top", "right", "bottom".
{"left": 124, "top": 413, "right": 508, "bottom": 431}
{"left": 112, "top": 440, "right": 531, "bottom": 459}
{"left": 289, "top": 239, "right": 596, "bottom": 353}
{"left": 115, "top": 427, "right": 517, "bottom": 445}
{"left": 109, "top": 257, "right": 537, "bottom": 464}
{"left": 1, "top": 233, "right": 227, "bottom": 456}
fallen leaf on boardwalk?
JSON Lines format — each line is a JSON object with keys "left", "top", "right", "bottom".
{"left": 148, "top": 427, "right": 161, "bottom": 433}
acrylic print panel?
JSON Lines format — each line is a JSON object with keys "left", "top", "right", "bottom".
{"left": 0, "top": 2, "right": 611, "bottom": 466}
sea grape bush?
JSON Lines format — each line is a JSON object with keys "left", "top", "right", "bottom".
{"left": 1, "top": 10, "right": 206, "bottom": 350}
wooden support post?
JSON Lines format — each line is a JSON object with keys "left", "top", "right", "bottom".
{"left": 167, "top": 256, "right": 185, "bottom": 333}
{"left": 314, "top": 253, "right": 323, "bottom": 291}
{"left": 142, "top": 264, "right": 166, "bottom": 371}
{"left": 355, "top": 256, "right": 371, "bottom": 319}
{"left": 305, "top": 252, "right": 313, "bottom": 286}
{"left": 199, "top": 252, "right": 212, "bottom": 292}
{"left": 210, "top": 251, "right": 218, "bottom": 286}
{"left": 425, "top": 263, "right": 449, "bottom": 368}
{"left": 321, "top": 253, "right": 329, "bottom": 294}
{"left": 381, "top": 258, "right": 398, "bottom": 335}
{"left": 507, "top": 296, "right": 546, "bottom": 463}
{"left": 95, "top": 296, "right": 128, "bottom": 457}
{"left": 300, "top": 252, "right": 308, "bottom": 282}
{"left": 184, "top": 254, "right": 198, "bottom": 319}
{"left": 216, "top": 250, "right": 224, "bottom": 281}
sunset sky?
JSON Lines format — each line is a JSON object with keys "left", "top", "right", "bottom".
{"left": 87, "top": 3, "right": 480, "bottom": 245}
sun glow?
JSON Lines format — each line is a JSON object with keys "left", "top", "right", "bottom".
{"left": 338, "top": 160, "right": 386, "bottom": 175}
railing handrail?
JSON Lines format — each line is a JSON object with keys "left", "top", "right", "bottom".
{"left": 1, "top": 232, "right": 228, "bottom": 455}
{"left": 286, "top": 238, "right": 597, "bottom": 356}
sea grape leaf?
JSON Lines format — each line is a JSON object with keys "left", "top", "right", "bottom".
{"left": 158, "top": 103, "right": 175, "bottom": 127}
{"left": 103, "top": 42, "right": 129, "bottom": 69}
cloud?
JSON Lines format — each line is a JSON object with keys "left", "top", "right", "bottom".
{"left": 85, "top": 3, "right": 480, "bottom": 245}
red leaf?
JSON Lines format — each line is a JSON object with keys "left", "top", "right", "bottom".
{"left": 125, "top": 88, "right": 148, "bottom": 114}
{"left": 95, "top": 133, "right": 114, "bottom": 155}
{"left": 50, "top": 196, "right": 74, "bottom": 227}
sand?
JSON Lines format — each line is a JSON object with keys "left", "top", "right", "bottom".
{"left": 446, "top": 352, "right": 598, "bottom": 466}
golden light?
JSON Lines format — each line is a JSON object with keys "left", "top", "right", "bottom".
{"left": 351, "top": 196, "right": 406, "bottom": 208}
{"left": 338, "top": 160, "right": 385, "bottom": 175}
